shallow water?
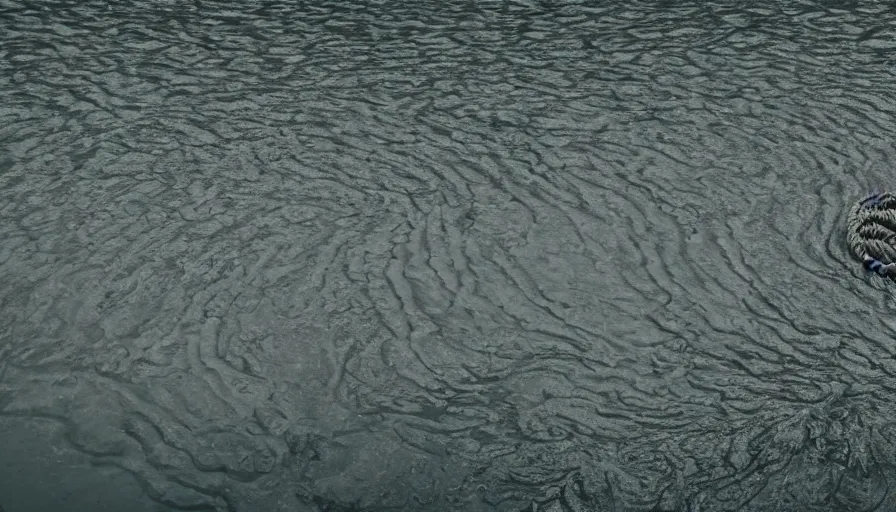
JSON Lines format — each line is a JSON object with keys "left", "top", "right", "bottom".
{"left": 3, "top": 1, "right": 896, "bottom": 510}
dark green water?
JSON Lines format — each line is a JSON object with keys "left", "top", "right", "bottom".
{"left": 3, "top": 1, "right": 896, "bottom": 510}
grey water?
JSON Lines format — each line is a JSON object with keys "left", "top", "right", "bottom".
{"left": 2, "top": 1, "right": 896, "bottom": 511}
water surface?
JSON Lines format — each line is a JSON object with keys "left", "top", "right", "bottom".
{"left": 3, "top": 1, "right": 896, "bottom": 510}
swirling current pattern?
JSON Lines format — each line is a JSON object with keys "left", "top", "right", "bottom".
{"left": 3, "top": 1, "right": 896, "bottom": 511}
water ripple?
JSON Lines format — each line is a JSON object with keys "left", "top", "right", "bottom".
{"left": 3, "top": 0, "right": 896, "bottom": 510}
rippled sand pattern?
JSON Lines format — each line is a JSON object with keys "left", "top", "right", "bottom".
{"left": 4, "top": 1, "right": 896, "bottom": 510}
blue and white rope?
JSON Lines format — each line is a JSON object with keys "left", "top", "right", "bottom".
{"left": 847, "top": 191, "right": 896, "bottom": 277}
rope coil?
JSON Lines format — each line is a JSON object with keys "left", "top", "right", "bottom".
{"left": 847, "top": 192, "right": 896, "bottom": 276}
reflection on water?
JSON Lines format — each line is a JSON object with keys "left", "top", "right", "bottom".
{"left": 3, "top": 1, "right": 896, "bottom": 510}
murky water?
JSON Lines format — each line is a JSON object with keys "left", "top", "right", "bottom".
{"left": 3, "top": 1, "right": 896, "bottom": 511}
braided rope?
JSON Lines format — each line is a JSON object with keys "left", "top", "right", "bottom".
{"left": 847, "top": 192, "right": 896, "bottom": 276}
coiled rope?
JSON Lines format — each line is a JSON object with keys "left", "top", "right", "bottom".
{"left": 846, "top": 192, "right": 896, "bottom": 276}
